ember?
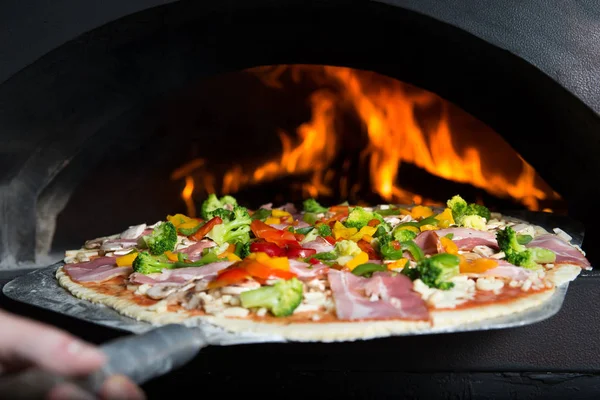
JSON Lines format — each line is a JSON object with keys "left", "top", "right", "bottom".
{"left": 171, "top": 65, "right": 562, "bottom": 214}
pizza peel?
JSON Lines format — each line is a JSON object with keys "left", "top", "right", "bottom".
{"left": 0, "top": 210, "right": 585, "bottom": 398}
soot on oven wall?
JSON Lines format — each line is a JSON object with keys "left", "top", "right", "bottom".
{"left": 50, "top": 65, "right": 565, "bottom": 254}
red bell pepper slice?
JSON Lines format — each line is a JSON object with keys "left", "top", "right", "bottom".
{"left": 285, "top": 247, "right": 317, "bottom": 259}
{"left": 249, "top": 241, "right": 286, "bottom": 257}
{"left": 208, "top": 266, "right": 249, "bottom": 288}
{"left": 189, "top": 216, "right": 222, "bottom": 241}
{"left": 250, "top": 220, "right": 298, "bottom": 247}
{"left": 357, "top": 239, "right": 380, "bottom": 260}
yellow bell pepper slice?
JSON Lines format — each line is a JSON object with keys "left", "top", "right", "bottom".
{"left": 264, "top": 217, "right": 281, "bottom": 225}
{"left": 177, "top": 221, "right": 200, "bottom": 230}
{"left": 434, "top": 208, "right": 455, "bottom": 228}
{"left": 410, "top": 205, "right": 433, "bottom": 219}
{"left": 164, "top": 251, "right": 179, "bottom": 262}
{"left": 387, "top": 258, "right": 408, "bottom": 270}
{"left": 349, "top": 226, "right": 377, "bottom": 242}
{"left": 459, "top": 256, "right": 498, "bottom": 273}
{"left": 396, "top": 224, "right": 420, "bottom": 234}
{"left": 333, "top": 221, "right": 358, "bottom": 240}
{"left": 271, "top": 209, "right": 292, "bottom": 218}
{"left": 345, "top": 251, "right": 369, "bottom": 271}
{"left": 167, "top": 213, "right": 195, "bottom": 227}
{"left": 116, "top": 252, "right": 138, "bottom": 267}
{"left": 439, "top": 236, "right": 458, "bottom": 255}
{"left": 247, "top": 252, "right": 290, "bottom": 271}
{"left": 419, "top": 224, "right": 437, "bottom": 232}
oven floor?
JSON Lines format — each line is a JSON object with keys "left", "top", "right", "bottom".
{"left": 1, "top": 269, "right": 600, "bottom": 399}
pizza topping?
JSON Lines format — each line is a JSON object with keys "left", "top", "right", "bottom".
{"left": 480, "top": 264, "right": 534, "bottom": 281}
{"left": 128, "top": 260, "right": 235, "bottom": 284}
{"left": 139, "top": 221, "right": 178, "bottom": 255}
{"left": 526, "top": 234, "right": 591, "bottom": 269}
{"left": 239, "top": 277, "right": 304, "bottom": 317}
{"left": 413, "top": 275, "right": 476, "bottom": 308}
{"left": 400, "top": 253, "right": 460, "bottom": 290}
{"left": 288, "top": 259, "right": 330, "bottom": 279}
{"left": 496, "top": 226, "right": 557, "bottom": 270}
{"left": 188, "top": 216, "right": 223, "bottom": 241}
{"left": 61, "top": 192, "right": 590, "bottom": 324}
{"left": 327, "top": 269, "right": 429, "bottom": 320}
{"left": 177, "top": 239, "right": 217, "bottom": 261}
{"left": 301, "top": 236, "right": 335, "bottom": 254}
{"left": 64, "top": 256, "right": 117, "bottom": 271}
{"left": 62, "top": 256, "right": 129, "bottom": 282}
{"left": 433, "top": 228, "right": 498, "bottom": 250}
{"left": 446, "top": 194, "right": 492, "bottom": 228}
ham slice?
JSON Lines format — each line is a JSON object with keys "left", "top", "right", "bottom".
{"left": 429, "top": 228, "right": 498, "bottom": 251}
{"left": 288, "top": 259, "right": 329, "bottom": 280}
{"left": 63, "top": 256, "right": 130, "bottom": 282}
{"left": 327, "top": 270, "right": 429, "bottom": 321}
{"left": 64, "top": 257, "right": 116, "bottom": 271}
{"left": 302, "top": 237, "right": 335, "bottom": 253}
{"left": 414, "top": 230, "right": 440, "bottom": 255}
{"left": 128, "top": 261, "right": 235, "bottom": 285}
{"left": 178, "top": 240, "right": 216, "bottom": 261}
{"left": 481, "top": 260, "right": 534, "bottom": 281}
{"left": 527, "top": 234, "right": 591, "bottom": 269}
{"left": 68, "top": 265, "right": 132, "bottom": 282}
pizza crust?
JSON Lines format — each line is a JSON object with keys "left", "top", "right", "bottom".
{"left": 56, "top": 267, "right": 559, "bottom": 342}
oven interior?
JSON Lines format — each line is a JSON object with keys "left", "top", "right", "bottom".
{"left": 1, "top": 1, "right": 599, "bottom": 268}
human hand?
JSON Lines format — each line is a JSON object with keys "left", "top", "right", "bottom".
{"left": 0, "top": 308, "right": 146, "bottom": 399}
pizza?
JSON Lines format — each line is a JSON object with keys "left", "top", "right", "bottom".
{"left": 56, "top": 194, "right": 591, "bottom": 341}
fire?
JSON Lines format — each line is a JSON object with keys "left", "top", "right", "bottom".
{"left": 173, "top": 65, "right": 560, "bottom": 214}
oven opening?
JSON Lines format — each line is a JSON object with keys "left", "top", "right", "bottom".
{"left": 50, "top": 65, "right": 565, "bottom": 256}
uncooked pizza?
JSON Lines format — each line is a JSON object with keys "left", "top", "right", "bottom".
{"left": 56, "top": 194, "right": 591, "bottom": 341}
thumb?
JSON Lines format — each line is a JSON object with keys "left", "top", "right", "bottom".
{"left": 0, "top": 310, "right": 106, "bottom": 376}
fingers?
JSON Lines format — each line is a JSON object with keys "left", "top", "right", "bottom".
{"left": 46, "top": 383, "right": 96, "bottom": 400}
{"left": 99, "top": 375, "right": 146, "bottom": 400}
{"left": 46, "top": 375, "right": 146, "bottom": 400}
{"left": 0, "top": 309, "right": 106, "bottom": 376}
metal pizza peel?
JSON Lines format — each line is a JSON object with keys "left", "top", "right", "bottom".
{"left": 0, "top": 210, "right": 586, "bottom": 398}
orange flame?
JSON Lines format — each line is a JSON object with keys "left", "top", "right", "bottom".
{"left": 181, "top": 176, "right": 196, "bottom": 218}
{"left": 173, "top": 65, "right": 560, "bottom": 214}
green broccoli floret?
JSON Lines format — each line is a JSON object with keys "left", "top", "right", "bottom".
{"left": 373, "top": 221, "right": 392, "bottom": 238}
{"left": 392, "top": 228, "right": 418, "bottom": 242}
{"left": 402, "top": 253, "right": 460, "bottom": 290}
{"left": 235, "top": 241, "right": 251, "bottom": 259}
{"left": 208, "top": 208, "right": 235, "bottom": 221}
{"left": 141, "top": 222, "right": 177, "bottom": 255}
{"left": 206, "top": 205, "right": 252, "bottom": 246}
{"left": 132, "top": 251, "right": 175, "bottom": 274}
{"left": 307, "top": 239, "right": 362, "bottom": 266}
{"left": 344, "top": 207, "right": 383, "bottom": 230}
{"left": 200, "top": 194, "right": 238, "bottom": 220}
{"left": 303, "top": 198, "right": 329, "bottom": 213}
{"left": 239, "top": 277, "right": 304, "bottom": 317}
{"left": 496, "top": 226, "right": 556, "bottom": 269}
{"left": 461, "top": 215, "right": 487, "bottom": 230}
{"left": 466, "top": 203, "right": 491, "bottom": 221}
{"left": 317, "top": 224, "right": 333, "bottom": 237}
{"left": 447, "top": 194, "right": 491, "bottom": 227}
{"left": 496, "top": 225, "right": 526, "bottom": 253}
{"left": 447, "top": 195, "right": 468, "bottom": 221}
